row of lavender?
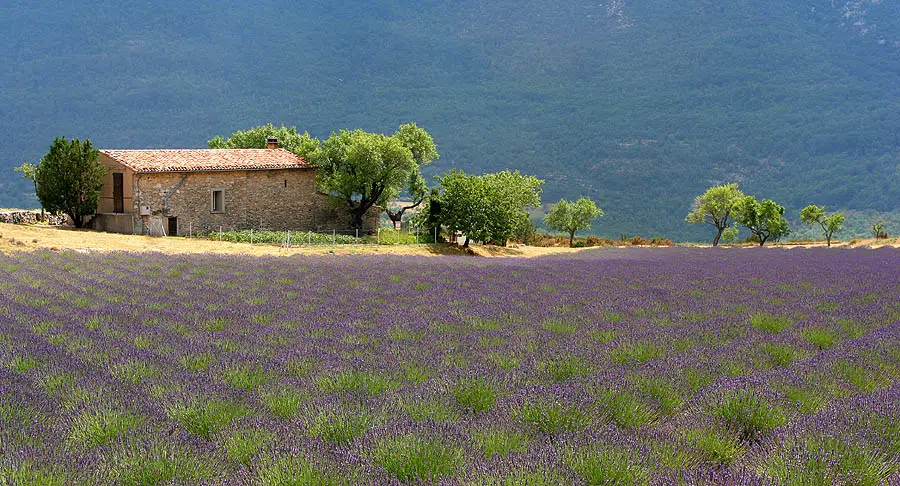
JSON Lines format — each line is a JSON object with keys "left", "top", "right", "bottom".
{"left": 1, "top": 247, "right": 899, "bottom": 484}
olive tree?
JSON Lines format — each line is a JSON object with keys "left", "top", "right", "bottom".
{"left": 315, "top": 123, "right": 438, "bottom": 230}
{"left": 34, "top": 137, "right": 106, "bottom": 228}
{"left": 544, "top": 197, "right": 604, "bottom": 247}
{"left": 800, "top": 205, "right": 845, "bottom": 247}
{"left": 685, "top": 183, "right": 745, "bottom": 246}
{"left": 735, "top": 196, "right": 790, "bottom": 246}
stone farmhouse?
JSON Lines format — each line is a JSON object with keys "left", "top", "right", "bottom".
{"left": 91, "top": 138, "right": 378, "bottom": 236}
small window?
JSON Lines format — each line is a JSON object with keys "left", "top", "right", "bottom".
{"left": 211, "top": 190, "right": 225, "bottom": 213}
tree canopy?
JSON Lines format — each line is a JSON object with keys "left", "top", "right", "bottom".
{"left": 685, "top": 183, "right": 745, "bottom": 246}
{"left": 544, "top": 197, "right": 604, "bottom": 247}
{"left": 315, "top": 123, "right": 438, "bottom": 230}
{"left": 800, "top": 205, "right": 845, "bottom": 247}
{"left": 438, "top": 169, "right": 543, "bottom": 247}
{"left": 208, "top": 124, "right": 319, "bottom": 161}
{"left": 34, "top": 137, "right": 106, "bottom": 228}
{"left": 735, "top": 196, "right": 790, "bottom": 246}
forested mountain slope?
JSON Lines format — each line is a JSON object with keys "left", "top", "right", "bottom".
{"left": 2, "top": 1, "right": 898, "bottom": 240}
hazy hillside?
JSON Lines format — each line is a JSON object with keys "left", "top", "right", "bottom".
{"left": 2, "top": 0, "right": 898, "bottom": 240}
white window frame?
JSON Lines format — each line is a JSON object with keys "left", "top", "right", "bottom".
{"left": 211, "top": 189, "right": 225, "bottom": 213}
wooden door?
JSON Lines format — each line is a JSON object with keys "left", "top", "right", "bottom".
{"left": 113, "top": 173, "right": 124, "bottom": 213}
{"left": 168, "top": 217, "right": 178, "bottom": 237}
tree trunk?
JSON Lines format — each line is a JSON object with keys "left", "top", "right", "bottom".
{"left": 462, "top": 237, "right": 469, "bottom": 248}
{"left": 758, "top": 238, "right": 766, "bottom": 247}
{"left": 712, "top": 226, "right": 724, "bottom": 246}
{"left": 72, "top": 214, "right": 84, "bottom": 228}
{"left": 826, "top": 236, "right": 831, "bottom": 247}
{"left": 569, "top": 230, "right": 576, "bottom": 248}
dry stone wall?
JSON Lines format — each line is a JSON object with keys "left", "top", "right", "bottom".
{"left": 0, "top": 211, "right": 70, "bottom": 226}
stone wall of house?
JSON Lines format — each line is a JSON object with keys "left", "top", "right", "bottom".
{"left": 132, "top": 169, "right": 379, "bottom": 236}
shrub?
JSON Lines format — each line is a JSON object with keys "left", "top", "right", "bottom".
{"left": 472, "top": 428, "right": 529, "bottom": 457}
{"left": 308, "top": 409, "right": 377, "bottom": 445}
{"left": 565, "top": 447, "right": 650, "bottom": 485}
{"left": 514, "top": 401, "right": 589, "bottom": 436}
{"left": 453, "top": 379, "right": 496, "bottom": 413}
{"left": 373, "top": 435, "right": 464, "bottom": 483}
{"left": 750, "top": 313, "right": 793, "bottom": 333}
{"left": 713, "top": 392, "right": 786, "bottom": 442}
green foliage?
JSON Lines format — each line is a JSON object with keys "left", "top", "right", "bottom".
{"left": 802, "top": 328, "right": 838, "bottom": 350}
{"left": 544, "top": 196, "right": 604, "bottom": 246}
{"left": 0, "top": 462, "right": 66, "bottom": 486}
{"left": 566, "top": 447, "right": 650, "bottom": 486}
{"left": 33, "top": 137, "right": 106, "bottom": 228}
{"left": 67, "top": 410, "right": 143, "bottom": 450}
{"left": 111, "top": 443, "right": 212, "bottom": 485}
{"left": 472, "top": 428, "right": 529, "bottom": 457}
{"left": 209, "top": 123, "right": 319, "bottom": 160}
{"left": 800, "top": 205, "right": 846, "bottom": 246}
{"left": 261, "top": 389, "right": 307, "bottom": 419}
{"left": 759, "top": 343, "right": 804, "bottom": 367}
{"left": 736, "top": 196, "right": 790, "bottom": 246}
{"left": 513, "top": 401, "right": 589, "bottom": 436}
{"left": 167, "top": 397, "right": 249, "bottom": 440}
{"left": 685, "top": 184, "right": 745, "bottom": 246}
{"left": 315, "top": 123, "right": 437, "bottom": 229}
{"left": 373, "top": 435, "right": 464, "bottom": 483}
{"left": 684, "top": 429, "right": 745, "bottom": 465}
{"left": 225, "top": 429, "right": 272, "bottom": 465}
{"left": 750, "top": 313, "right": 794, "bottom": 334}
{"left": 308, "top": 409, "right": 377, "bottom": 445}
{"left": 453, "top": 379, "right": 496, "bottom": 413}
{"left": 713, "top": 392, "right": 786, "bottom": 442}
{"left": 255, "top": 456, "right": 345, "bottom": 486}
{"left": 316, "top": 370, "right": 396, "bottom": 395}
{"left": 599, "top": 391, "right": 658, "bottom": 428}
{"left": 541, "top": 355, "right": 591, "bottom": 382}
{"left": 608, "top": 340, "right": 664, "bottom": 365}
{"left": 437, "top": 169, "right": 543, "bottom": 246}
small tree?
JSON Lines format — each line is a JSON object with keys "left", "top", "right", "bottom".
{"left": 34, "top": 137, "right": 106, "bottom": 228}
{"left": 800, "top": 205, "right": 845, "bottom": 247}
{"left": 385, "top": 169, "right": 428, "bottom": 229}
{"left": 686, "top": 183, "right": 745, "bottom": 246}
{"left": 735, "top": 196, "right": 790, "bottom": 246}
{"left": 871, "top": 222, "right": 887, "bottom": 239}
{"left": 544, "top": 197, "right": 604, "bottom": 247}
{"left": 14, "top": 162, "right": 43, "bottom": 220}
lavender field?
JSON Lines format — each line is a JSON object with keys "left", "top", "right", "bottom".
{"left": 1, "top": 248, "right": 899, "bottom": 485}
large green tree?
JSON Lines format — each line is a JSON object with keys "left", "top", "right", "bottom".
{"left": 438, "top": 169, "right": 543, "bottom": 247}
{"left": 800, "top": 205, "right": 845, "bottom": 247}
{"left": 34, "top": 137, "right": 106, "bottom": 228}
{"left": 735, "top": 196, "right": 790, "bottom": 246}
{"left": 685, "top": 183, "right": 745, "bottom": 246}
{"left": 315, "top": 123, "right": 438, "bottom": 230}
{"left": 208, "top": 124, "right": 320, "bottom": 160}
{"left": 544, "top": 197, "right": 604, "bottom": 247}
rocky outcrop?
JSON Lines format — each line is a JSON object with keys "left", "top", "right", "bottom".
{"left": 0, "top": 211, "right": 70, "bottom": 226}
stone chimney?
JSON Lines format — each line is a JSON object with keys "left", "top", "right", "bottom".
{"left": 266, "top": 136, "right": 279, "bottom": 149}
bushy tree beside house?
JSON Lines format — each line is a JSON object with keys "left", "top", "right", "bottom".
{"left": 437, "top": 169, "right": 543, "bottom": 247}
{"left": 209, "top": 124, "right": 320, "bottom": 160}
{"left": 544, "top": 197, "right": 604, "bottom": 247}
{"left": 34, "top": 137, "right": 106, "bottom": 228}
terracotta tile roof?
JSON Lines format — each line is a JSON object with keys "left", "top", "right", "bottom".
{"left": 99, "top": 148, "right": 313, "bottom": 173}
